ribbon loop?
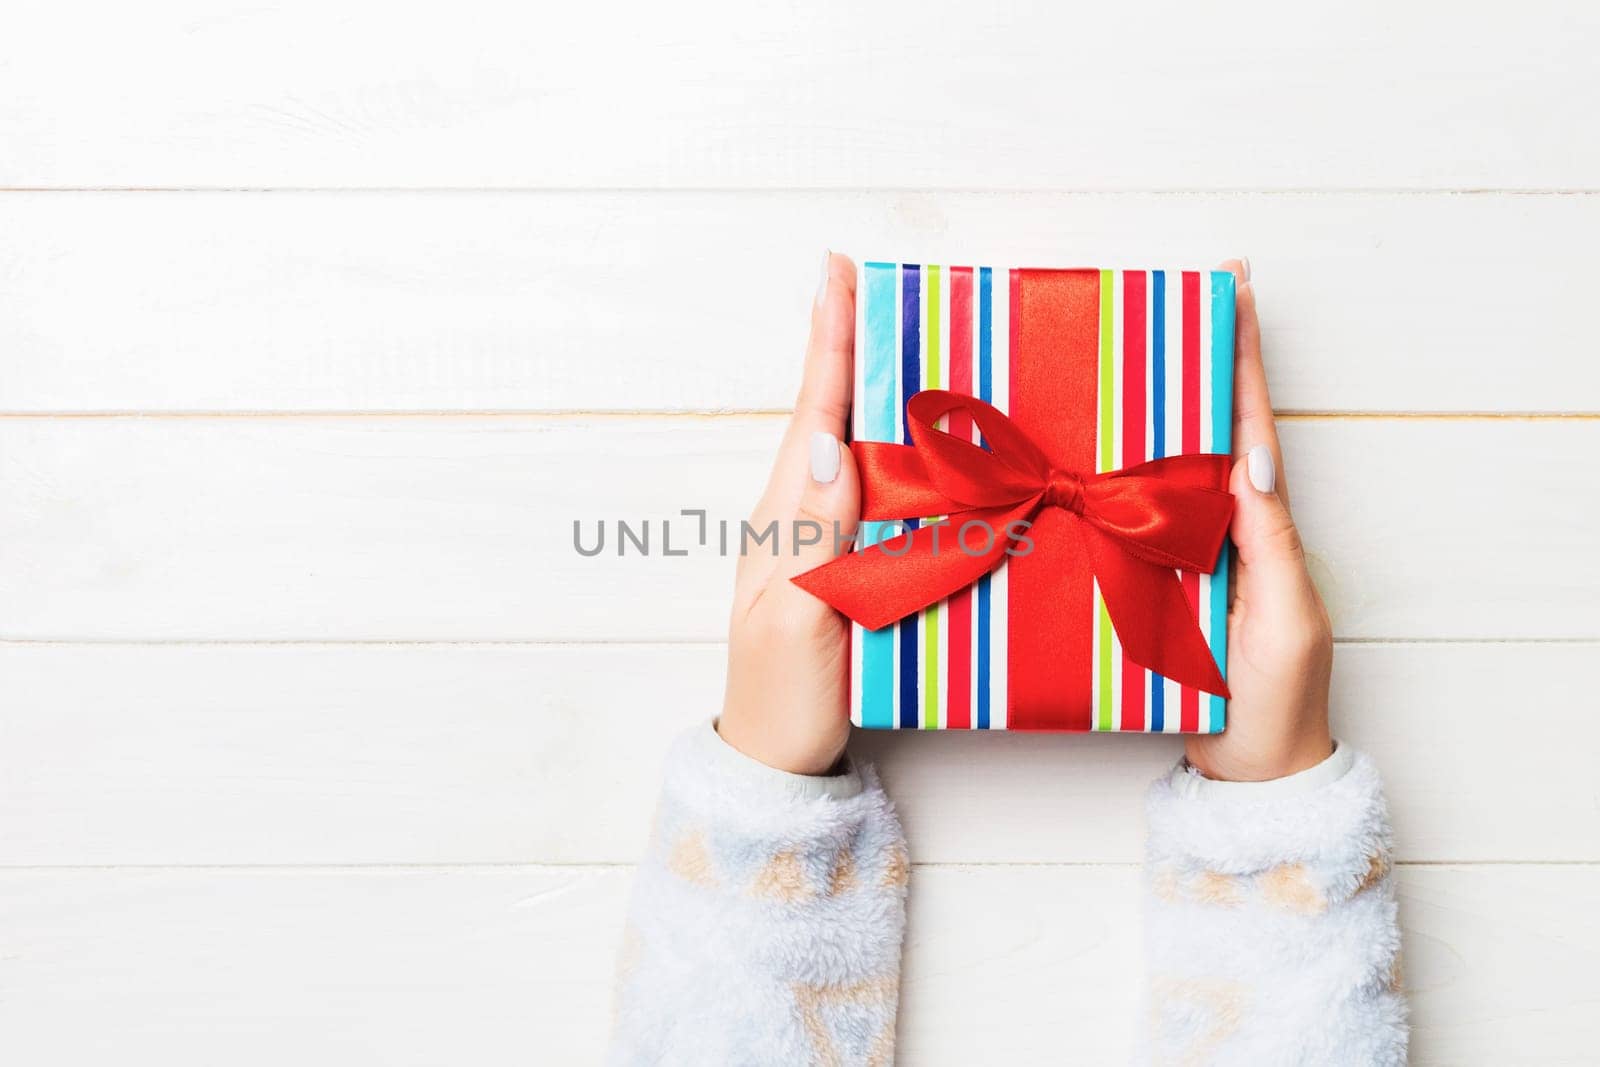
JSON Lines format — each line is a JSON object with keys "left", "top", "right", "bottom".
{"left": 792, "top": 389, "right": 1235, "bottom": 697}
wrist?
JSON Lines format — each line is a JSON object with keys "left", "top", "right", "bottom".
{"left": 686, "top": 720, "right": 863, "bottom": 803}
{"left": 1186, "top": 725, "right": 1334, "bottom": 783}
{"left": 1168, "top": 739, "right": 1354, "bottom": 807}
{"left": 715, "top": 712, "right": 846, "bottom": 778}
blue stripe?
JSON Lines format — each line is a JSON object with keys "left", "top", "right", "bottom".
{"left": 858, "top": 262, "right": 898, "bottom": 729}
{"left": 1207, "top": 271, "right": 1237, "bottom": 733}
{"left": 976, "top": 267, "right": 993, "bottom": 730}
{"left": 1149, "top": 270, "right": 1167, "bottom": 732}
{"left": 898, "top": 265, "right": 921, "bottom": 729}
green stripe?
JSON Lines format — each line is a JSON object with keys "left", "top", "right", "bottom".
{"left": 1096, "top": 270, "right": 1115, "bottom": 731}
{"left": 923, "top": 266, "right": 942, "bottom": 729}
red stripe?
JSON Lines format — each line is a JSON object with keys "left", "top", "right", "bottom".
{"left": 1180, "top": 271, "right": 1202, "bottom": 733}
{"left": 1009, "top": 270, "right": 1100, "bottom": 730}
{"left": 1120, "top": 271, "right": 1147, "bottom": 732}
{"left": 946, "top": 268, "right": 974, "bottom": 730}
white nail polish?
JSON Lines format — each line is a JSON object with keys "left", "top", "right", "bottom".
{"left": 1241, "top": 257, "right": 1252, "bottom": 282}
{"left": 815, "top": 249, "right": 831, "bottom": 308}
{"left": 1247, "top": 445, "right": 1275, "bottom": 494}
{"left": 810, "top": 431, "right": 841, "bottom": 484}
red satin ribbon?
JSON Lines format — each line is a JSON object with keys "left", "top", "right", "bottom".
{"left": 792, "top": 389, "right": 1234, "bottom": 697}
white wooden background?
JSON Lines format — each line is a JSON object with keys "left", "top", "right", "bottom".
{"left": 3, "top": 1, "right": 1599, "bottom": 1063}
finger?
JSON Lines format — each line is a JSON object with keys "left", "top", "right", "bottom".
{"left": 779, "top": 431, "right": 861, "bottom": 584}
{"left": 1219, "top": 258, "right": 1290, "bottom": 511}
{"left": 796, "top": 251, "right": 857, "bottom": 432}
{"left": 752, "top": 252, "right": 857, "bottom": 527}
{"left": 1228, "top": 445, "right": 1308, "bottom": 593}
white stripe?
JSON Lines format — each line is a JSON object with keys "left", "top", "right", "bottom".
{"left": 1200, "top": 274, "right": 1215, "bottom": 454}
{"left": 992, "top": 267, "right": 1010, "bottom": 413}
{"left": 850, "top": 627, "right": 864, "bottom": 727}
{"left": 1110, "top": 270, "right": 1123, "bottom": 474}
{"left": 1113, "top": 272, "right": 1127, "bottom": 730}
{"left": 1164, "top": 269, "right": 1184, "bottom": 463}
{"left": 969, "top": 575, "right": 981, "bottom": 730}
{"left": 991, "top": 560, "right": 1009, "bottom": 731}
{"left": 1145, "top": 270, "right": 1157, "bottom": 468}
{"left": 1162, "top": 270, "right": 1184, "bottom": 730}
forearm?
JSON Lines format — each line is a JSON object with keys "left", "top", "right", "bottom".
{"left": 1141, "top": 744, "right": 1407, "bottom": 1065}
{"left": 610, "top": 721, "right": 908, "bottom": 1066}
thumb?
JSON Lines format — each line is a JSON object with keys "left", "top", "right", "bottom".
{"left": 1230, "top": 444, "right": 1306, "bottom": 581}
{"left": 780, "top": 430, "right": 861, "bottom": 584}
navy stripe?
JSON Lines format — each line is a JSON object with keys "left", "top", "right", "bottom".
{"left": 898, "top": 265, "right": 921, "bottom": 729}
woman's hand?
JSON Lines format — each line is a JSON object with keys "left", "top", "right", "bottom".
{"left": 718, "top": 253, "right": 861, "bottom": 776}
{"left": 1185, "top": 260, "right": 1335, "bottom": 782}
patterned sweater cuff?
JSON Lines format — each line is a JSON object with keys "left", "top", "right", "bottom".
{"left": 611, "top": 722, "right": 908, "bottom": 1065}
{"left": 1141, "top": 745, "right": 1406, "bottom": 1064}
{"left": 648, "top": 720, "right": 904, "bottom": 898}
{"left": 1147, "top": 743, "right": 1392, "bottom": 900}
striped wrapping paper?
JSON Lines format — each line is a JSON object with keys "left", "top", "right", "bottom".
{"left": 850, "top": 264, "right": 1235, "bottom": 733}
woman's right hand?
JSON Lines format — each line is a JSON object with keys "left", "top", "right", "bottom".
{"left": 1185, "top": 259, "right": 1335, "bottom": 783}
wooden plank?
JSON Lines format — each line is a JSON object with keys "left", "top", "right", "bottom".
{"left": 4, "top": 192, "right": 1597, "bottom": 415}
{"left": 1, "top": 864, "right": 1593, "bottom": 1065}
{"left": 0, "top": 865, "right": 628, "bottom": 1065}
{"left": 1, "top": 642, "right": 1593, "bottom": 867}
{"left": 870, "top": 641, "right": 1600, "bottom": 866}
{"left": 3, "top": 417, "right": 1596, "bottom": 642}
{"left": 4, "top": 2, "right": 1597, "bottom": 189}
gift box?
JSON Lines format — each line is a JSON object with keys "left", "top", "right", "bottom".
{"left": 798, "top": 264, "right": 1235, "bottom": 733}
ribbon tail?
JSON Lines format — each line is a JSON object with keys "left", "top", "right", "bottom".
{"left": 792, "top": 504, "right": 1025, "bottom": 631}
{"left": 1084, "top": 525, "right": 1230, "bottom": 698}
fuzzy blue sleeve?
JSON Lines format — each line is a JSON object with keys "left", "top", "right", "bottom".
{"left": 609, "top": 721, "right": 907, "bottom": 1066}
{"left": 1141, "top": 744, "right": 1408, "bottom": 1065}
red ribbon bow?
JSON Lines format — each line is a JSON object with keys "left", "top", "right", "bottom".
{"left": 792, "top": 389, "right": 1235, "bottom": 697}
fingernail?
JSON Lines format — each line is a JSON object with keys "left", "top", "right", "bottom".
{"left": 810, "top": 431, "right": 841, "bottom": 484}
{"left": 1241, "top": 257, "right": 1252, "bottom": 282}
{"left": 815, "top": 249, "right": 831, "bottom": 308}
{"left": 1247, "top": 445, "right": 1275, "bottom": 494}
